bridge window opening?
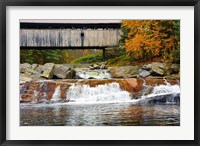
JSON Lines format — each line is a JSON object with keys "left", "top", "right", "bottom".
{"left": 81, "top": 32, "right": 84, "bottom": 37}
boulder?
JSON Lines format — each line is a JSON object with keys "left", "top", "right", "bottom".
{"left": 35, "top": 65, "right": 43, "bottom": 73}
{"left": 53, "top": 64, "right": 72, "bottom": 79}
{"left": 41, "top": 63, "right": 55, "bottom": 79}
{"left": 89, "top": 63, "right": 108, "bottom": 70}
{"left": 139, "top": 69, "right": 151, "bottom": 78}
{"left": 170, "top": 64, "right": 180, "bottom": 74}
{"left": 65, "top": 69, "right": 76, "bottom": 79}
{"left": 31, "top": 64, "right": 38, "bottom": 70}
{"left": 20, "top": 73, "right": 32, "bottom": 84}
{"left": 151, "top": 62, "right": 166, "bottom": 76}
{"left": 20, "top": 63, "right": 32, "bottom": 73}
{"left": 31, "top": 71, "right": 44, "bottom": 79}
{"left": 109, "top": 66, "right": 140, "bottom": 78}
{"left": 141, "top": 64, "right": 152, "bottom": 71}
{"left": 93, "top": 64, "right": 100, "bottom": 69}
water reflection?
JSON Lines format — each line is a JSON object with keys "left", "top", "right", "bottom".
{"left": 20, "top": 103, "right": 180, "bottom": 126}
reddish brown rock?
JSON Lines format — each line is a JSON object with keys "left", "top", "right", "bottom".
{"left": 20, "top": 78, "right": 180, "bottom": 103}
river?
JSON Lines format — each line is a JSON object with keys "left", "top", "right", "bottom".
{"left": 20, "top": 70, "right": 180, "bottom": 126}
{"left": 20, "top": 102, "right": 179, "bottom": 126}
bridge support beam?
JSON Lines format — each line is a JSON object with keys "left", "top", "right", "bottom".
{"left": 102, "top": 48, "right": 106, "bottom": 61}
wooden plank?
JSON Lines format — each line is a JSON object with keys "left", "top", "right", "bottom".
{"left": 20, "top": 28, "right": 120, "bottom": 48}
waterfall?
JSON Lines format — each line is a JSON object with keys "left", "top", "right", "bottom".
{"left": 76, "top": 69, "right": 111, "bottom": 79}
{"left": 31, "top": 90, "right": 39, "bottom": 103}
{"left": 140, "top": 81, "right": 180, "bottom": 104}
{"left": 23, "top": 79, "right": 180, "bottom": 104}
{"left": 51, "top": 86, "right": 61, "bottom": 102}
{"left": 66, "top": 82, "right": 132, "bottom": 103}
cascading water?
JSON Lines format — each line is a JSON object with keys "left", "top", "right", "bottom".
{"left": 140, "top": 79, "right": 180, "bottom": 104}
{"left": 25, "top": 78, "right": 180, "bottom": 104}
{"left": 66, "top": 82, "right": 132, "bottom": 103}
{"left": 31, "top": 90, "right": 39, "bottom": 103}
{"left": 76, "top": 69, "right": 111, "bottom": 79}
{"left": 51, "top": 86, "right": 61, "bottom": 102}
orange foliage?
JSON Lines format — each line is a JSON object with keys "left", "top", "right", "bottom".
{"left": 122, "top": 20, "right": 179, "bottom": 61}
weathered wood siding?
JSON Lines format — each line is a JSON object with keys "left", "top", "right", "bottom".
{"left": 20, "top": 29, "right": 120, "bottom": 47}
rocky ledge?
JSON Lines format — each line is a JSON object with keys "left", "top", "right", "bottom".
{"left": 20, "top": 78, "right": 179, "bottom": 103}
{"left": 20, "top": 62, "right": 180, "bottom": 84}
{"left": 109, "top": 62, "right": 180, "bottom": 79}
{"left": 20, "top": 63, "right": 76, "bottom": 84}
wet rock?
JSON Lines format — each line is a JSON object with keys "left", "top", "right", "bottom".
{"left": 89, "top": 63, "right": 108, "bottom": 70}
{"left": 65, "top": 69, "right": 76, "bottom": 79}
{"left": 41, "top": 63, "right": 55, "bottom": 79}
{"left": 138, "top": 93, "right": 180, "bottom": 104}
{"left": 124, "top": 78, "right": 143, "bottom": 93}
{"left": 142, "top": 86, "right": 154, "bottom": 96}
{"left": 109, "top": 66, "right": 139, "bottom": 78}
{"left": 139, "top": 69, "right": 151, "bottom": 78}
{"left": 20, "top": 78, "right": 180, "bottom": 103}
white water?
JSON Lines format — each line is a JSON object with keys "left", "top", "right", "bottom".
{"left": 28, "top": 79, "right": 180, "bottom": 104}
{"left": 51, "top": 86, "right": 61, "bottom": 102}
{"left": 141, "top": 80, "right": 180, "bottom": 104}
{"left": 31, "top": 90, "right": 39, "bottom": 103}
{"left": 66, "top": 82, "right": 132, "bottom": 103}
{"left": 76, "top": 69, "right": 111, "bottom": 79}
{"left": 66, "top": 81, "right": 180, "bottom": 104}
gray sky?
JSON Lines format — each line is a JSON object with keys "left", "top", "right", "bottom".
{"left": 20, "top": 19, "right": 121, "bottom": 23}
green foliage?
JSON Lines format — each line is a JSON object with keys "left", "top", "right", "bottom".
{"left": 20, "top": 49, "right": 66, "bottom": 64}
{"left": 170, "top": 47, "right": 180, "bottom": 63}
{"left": 71, "top": 53, "right": 103, "bottom": 64}
{"left": 118, "top": 27, "right": 130, "bottom": 55}
{"left": 106, "top": 55, "right": 130, "bottom": 66}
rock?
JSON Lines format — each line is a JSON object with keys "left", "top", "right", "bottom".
{"left": 53, "top": 64, "right": 71, "bottom": 79}
{"left": 109, "top": 66, "right": 140, "bottom": 78}
{"left": 139, "top": 69, "right": 151, "bottom": 78}
{"left": 89, "top": 65, "right": 94, "bottom": 70}
{"left": 93, "top": 64, "right": 100, "bottom": 69}
{"left": 35, "top": 65, "right": 43, "bottom": 73}
{"left": 31, "top": 71, "right": 44, "bottom": 79}
{"left": 151, "top": 62, "right": 166, "bottom": 76}
{"left": 20, "top": 73, "right": 32, "bottom": 84}
{"left": 142, "top": 86, "right": 154, "bottom": 96}
{"left": 170, "top": 64, "right": 180, "bottom": 74}
{"left": 65, "top": 69, "right": 76, "bottom": 79}
{"left": 141, "top": 64, "right": 152, "bottom": 71}
{"left": 89, "top": 63, "right": 108, "bottom": 70}
{"left": 20, "top": 79, "right": 180, "bottom": 103}
{"left": 20, "top": 63, "right": 31, "bottom": 73}
{"left": 100, "top": 64, "right": 106, "bottom": 69}
{"left": 31, "top": 64, "right": 38, "bottom": 70}
{"left": 41, "top": 63, "right": 55, "bottom": 79}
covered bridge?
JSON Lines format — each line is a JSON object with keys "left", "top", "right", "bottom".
{"left": 20, "top": 20, "right": 122, "bottom": 59}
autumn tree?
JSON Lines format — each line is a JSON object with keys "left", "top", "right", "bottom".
{"left": 121, "top": 20, "right": 180, "bottom": 63}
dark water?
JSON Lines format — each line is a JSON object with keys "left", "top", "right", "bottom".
{"left": 20, "top": 102, "right": 180, "bottom": 126}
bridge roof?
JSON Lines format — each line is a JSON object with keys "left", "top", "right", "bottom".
{"left": 20, "top": 19, "right": 121, "bottom": 29}
{"left": 20, "top": 19, "right": 121, "bottom": 24}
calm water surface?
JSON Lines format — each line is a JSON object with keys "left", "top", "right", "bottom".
{"left": 20, "top": 103, "right": 180, "bottom": 126}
